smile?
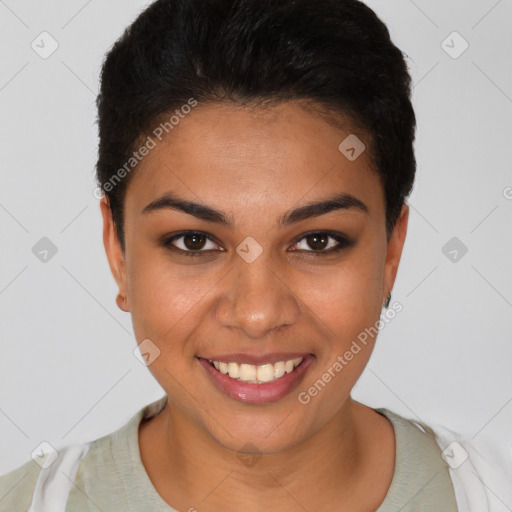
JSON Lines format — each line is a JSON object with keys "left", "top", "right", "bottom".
{"left": 208, "top": 357, "right": 303, "bottom": 384}
{"left": 197, "top": 354, "right": 314, "bottom": 404}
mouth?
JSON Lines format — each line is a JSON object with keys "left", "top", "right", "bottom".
{"left": 196, "top": 353, "right": 314, "bottom": 404}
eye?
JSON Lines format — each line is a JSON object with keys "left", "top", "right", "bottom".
{"left": 161, "top": 230, "right": 354, "bottom": 258}
{"left": 291, "top": 231, "right": 354, "bottom": 255}
{"left": 162, "top": 231, "right": 221, "bottom": 256}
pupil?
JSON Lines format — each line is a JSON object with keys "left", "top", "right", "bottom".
{"left": 308, "top": 233, "right": 327, "bottom": 251}
{"left": 184, "top": 233, "right": 206, "bottom": 250}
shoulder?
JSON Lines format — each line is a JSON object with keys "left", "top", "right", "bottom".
{"left": 424, "top": 418, "right": 512, "bottom": 512}
{"left": 0, "top": 398, "right": 165, "bottom": 512}
{"left": 0, "top": 458, "right": 43, "bottom": 512}
{"left": 0, "top": 437, "right": 119, "bottom": 512}
{"left": 375, "top": 408, "right": 459, "bottom": 511}
{"left": 377, "top": 407, "right": 450, "bottom": 466}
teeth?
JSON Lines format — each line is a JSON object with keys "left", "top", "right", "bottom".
{"left": 228, "top": 362, "right": 239, "bottom": 379}
{"left": 239, "top": 364, "right": 257, "bottom": 381}
{"left": 257, "top": 364, "right": 274, "bottom": 383}
{"left": 273, "top": 361, "right": 285, "bottom": 379}
{"left": 209, "top": 357, "right": 304, "bottom": 384}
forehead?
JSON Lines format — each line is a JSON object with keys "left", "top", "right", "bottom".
{"left": 125, "top": 101, "right": 384, "bottom": 221}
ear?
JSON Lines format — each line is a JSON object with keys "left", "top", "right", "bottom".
{"left": 100, "top": 196, "right": 130, "bottom": 312}
{"left": 383, "top": 202, "right": 409, "bottom": 305}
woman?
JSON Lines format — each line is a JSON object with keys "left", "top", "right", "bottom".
{"left": 0, "top": 0, "right": 496, "bottom": 510}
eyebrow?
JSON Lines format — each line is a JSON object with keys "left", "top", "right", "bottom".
{"left": 141, "top": 191, "right": 369, "bottom": 228}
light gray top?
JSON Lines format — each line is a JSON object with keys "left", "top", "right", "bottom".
{"left": 0, "top": 395, "right": 458, "bottom": 511}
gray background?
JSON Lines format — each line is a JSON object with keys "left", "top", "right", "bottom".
{"left": 0, "top": 0, "right": 511, "bottom": 497}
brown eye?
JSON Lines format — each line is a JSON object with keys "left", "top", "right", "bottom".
{"left": 292, "top": 231, "right": 354, "bottom": 255}
{"left": 305, "top": 233, "right": 329, "bottom": 251}
{"left": 162, "top": 231, "right": 220, "bottom": 256}
{"left": 182, "top": 233, "right": 208, "bottom": 250}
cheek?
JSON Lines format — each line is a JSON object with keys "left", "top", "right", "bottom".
{"left": 296, "top": 266, "right": 381, "bottom": 420}
{"left": 126, "top": 246, "right": 207, "bottom": 347}
{"left": 296, "top": 250, "right": 384, "bottom": 397}
{"left": 302, "top": 256, "right": 383, "bottom": 333}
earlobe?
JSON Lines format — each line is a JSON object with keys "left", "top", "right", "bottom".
{"left": 99, "top": 196, "right": 130, "bottom": 311}
{"left": 116, "top": 292, "right": 129, "bottom": 312}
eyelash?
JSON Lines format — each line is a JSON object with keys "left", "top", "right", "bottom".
{"left": 161, "top": 230, "right": 354, "bottom": 258}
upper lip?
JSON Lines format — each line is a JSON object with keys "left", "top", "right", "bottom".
{"left": 198, "top": 353, "right": 312, "bottom": 365}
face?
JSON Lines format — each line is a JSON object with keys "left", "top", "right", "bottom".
{"left": 101, "top": 100, "right": 408, "bottom": 454}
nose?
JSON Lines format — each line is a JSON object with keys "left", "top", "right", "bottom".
{"left": 215, "top": 256, "right": 302, "bottom": 339}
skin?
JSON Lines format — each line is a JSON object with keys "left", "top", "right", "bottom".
{"left": 100, "top": 100, "right": 409, "bottom": 512}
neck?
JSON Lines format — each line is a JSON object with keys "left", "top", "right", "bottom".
{"left": 138, "top": 397, "right": 389, "bottom": 512}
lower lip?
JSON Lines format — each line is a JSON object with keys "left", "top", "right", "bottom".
{"left": 197, "top": 355, "right": 314, "bottom": 404}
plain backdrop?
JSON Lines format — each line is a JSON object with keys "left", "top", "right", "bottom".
{"left": 0, "top": 0, "right": 511, "bottom": 496}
